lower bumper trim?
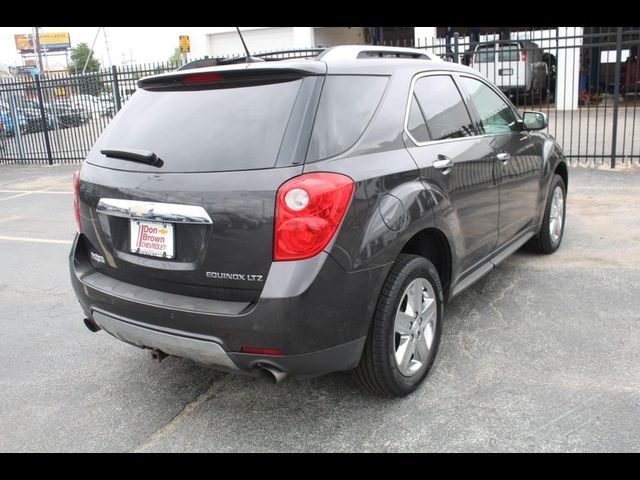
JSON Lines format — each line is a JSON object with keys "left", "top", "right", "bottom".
{"left": 92, "top": 310, "right": 239, "bottom": 371}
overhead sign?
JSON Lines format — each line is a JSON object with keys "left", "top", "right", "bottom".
{"left": 179, "top": 35, "right": 190, "bottom": 53}
{"left": 40, "top": 32, "right": 71, "bottom": 49}
{"left": 14, "top": 32, "right": 71, "bottom": 53}
{"left": 14, "top": 34, "right": 32, "bottom": 51}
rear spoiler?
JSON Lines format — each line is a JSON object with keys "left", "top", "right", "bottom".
{"left": 138, "top": 65, "right": 326, "bottom": 91}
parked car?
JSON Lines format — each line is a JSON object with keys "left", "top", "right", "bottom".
{"left": 45, "top": 100, "right": 84, "bottom": 128}
{"left": 0, "top": 119, "right": 5, "bottom": 149}
{"left": 469, "top": 40, "right": 550, "bottom": 102}
{"left": 70, "top": 45, "right": 568, "bottom": 397}
{"left": 54, "top": 99, "right": 92, "bottom": 124}
{"left": 0, "top": 104, "right": 29, "bottom": 136}
{"left": 74, "top": 94, "right": 114, "bottom": 117}
{"left": 3, "top": 99, "right": 55, "bottom": 133}
{"left": 16, "top": 98, "right": 63, "bottom": 131}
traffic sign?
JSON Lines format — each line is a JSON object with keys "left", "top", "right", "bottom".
{"left": 179, "top": 36, "right": 190, "bottom": 53}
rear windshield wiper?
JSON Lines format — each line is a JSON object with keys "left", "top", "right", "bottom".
{"left": 100, "top": 148, "right": 164, "bottom": 168}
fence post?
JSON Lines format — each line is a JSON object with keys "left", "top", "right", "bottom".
{"left": 8, "top": 95, "right": 25, "bottom": 160}
{"left": 453, "top": 32, "right": 460, "bottom": 63}
{"left": 34, "top": 73, "right": 53, "bottom": 166}
{"left": 610, "top": 27, "right": 623, "bottom": 168}
{"left": 111, "top": 65, "right": 122, "bottom": 113}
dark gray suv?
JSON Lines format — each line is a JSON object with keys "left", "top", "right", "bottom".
{"left": 69, "top": 45, "right": 567, "bottom": 397}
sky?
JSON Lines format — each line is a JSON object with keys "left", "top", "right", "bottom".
{"left": 0, "top": 27, "right": 193, "bottom": 67}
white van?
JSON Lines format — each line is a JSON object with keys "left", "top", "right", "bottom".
{"left": 470, "top": 40, "right": 549, "bottom": 101}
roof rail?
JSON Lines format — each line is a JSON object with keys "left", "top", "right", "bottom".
{"left": 318, "top": 45, "right": 441, "bottom": 62}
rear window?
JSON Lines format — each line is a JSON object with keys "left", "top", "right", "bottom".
{"left": 498, "top": 44, "right": 520, "bottom": 62}
{"left": 474, "top": 45, "right": 495, "bottom": 63}
{"left": 307, "top": 75, "right": 388, "bottom": 162}
{"left": 93, "top": 78, "right": 304, "bottom": 172}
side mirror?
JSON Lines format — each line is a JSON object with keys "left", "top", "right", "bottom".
{"left": 522, "top": 111, "right": 547, "bottom": 131}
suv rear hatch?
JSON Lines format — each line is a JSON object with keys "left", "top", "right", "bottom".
{"left": 78, "top": 64, "right": 325, "bottom": 303}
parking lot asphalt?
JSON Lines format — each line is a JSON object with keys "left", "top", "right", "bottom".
{"left": 0, "top": 163, "right": 639, "bottom": 452}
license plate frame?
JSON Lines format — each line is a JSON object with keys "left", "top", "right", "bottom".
{"left": 129, "top": 219, "right": 175, "bottom": 259}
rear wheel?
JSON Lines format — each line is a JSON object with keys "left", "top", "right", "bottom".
{"left": 356, "top": 254, "right": 443, "bottom": 397}
{"left": 527, "top": 174, "right": 566, "bottom": 254}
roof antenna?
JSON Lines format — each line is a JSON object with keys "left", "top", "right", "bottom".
{"left": 236, "top": 27, "right": 264, "bottom": 63}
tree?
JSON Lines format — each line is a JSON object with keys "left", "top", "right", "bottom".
{"left": 168, "top": 47, "right": 182, "bottom": 66}
{"left": 68, "top": 42, "right": 103, "bottom": 96}
{"left": 68, "top": 42, "right": 100, "bottom": 75}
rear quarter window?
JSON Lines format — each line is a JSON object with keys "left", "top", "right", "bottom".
{"left": 306, "top": 75, "right": 388, "bottom": 162}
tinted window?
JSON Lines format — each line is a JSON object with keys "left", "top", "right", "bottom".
{"left": 413, "top": 75, "right": 474, "bottom": 141}
{"left": 498, "top": 43, "right": 520, "bottom": 62}
{"left": 460, "top": 76, "right": 518, "bottom": 135}
{"left": 93, "top": 78, "right": 304, "bottom": 172}
{"left": 307, "top": 75, "right": 388, "bottom": 161}
{"left": 406, "top": 94, "right": 430, "bottom": 143}
{"left": 474, "top": 45, "right": 495, "bottom": 63}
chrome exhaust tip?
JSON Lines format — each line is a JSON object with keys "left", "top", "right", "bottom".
{"left": 258, "top": 365, "right": 288, "bottom": 383}
{"left": 83, "top": 318, "right": 101, "bottom": 333}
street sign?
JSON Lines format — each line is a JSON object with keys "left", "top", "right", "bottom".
{"left": 179, "top": 35, "right": 190, "bottom": 53}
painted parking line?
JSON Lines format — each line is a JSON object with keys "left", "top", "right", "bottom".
{"left": 0, "top": 235, "right": 72, "bottom": 245}
{"left": 0, "top": 189, "right": 73, "bottom": 194}
{"left": 0, "top": 192, "right": 33, "bottom": 202}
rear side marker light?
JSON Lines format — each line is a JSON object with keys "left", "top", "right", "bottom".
{"left": 241, "top": 347, "right": 284, "bottom": 356}
{"left": 274, "top": 172, "right": 354, "bottom": 261}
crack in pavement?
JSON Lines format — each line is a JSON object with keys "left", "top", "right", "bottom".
{"left": 488, "top": 266, "right": 521, "bottom": 328}
{"left": 132, "top": 374, "right": 233, "bottom": 453}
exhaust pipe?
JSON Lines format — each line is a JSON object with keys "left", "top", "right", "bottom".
{"left": 151, "top": 349, "right": 168, "bottom": 362}
{"left": 83, "top": 318, "right": 101, "bottom": 333}
{"left": 258, "top": 365, "right": 288, "bottom": 383}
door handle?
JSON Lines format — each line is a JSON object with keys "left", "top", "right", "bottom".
{"left": 432, "top": 157, "right": 454, "bottom": 173}
{"left": 497, "top": 152, "right": 511, "bottom": 163}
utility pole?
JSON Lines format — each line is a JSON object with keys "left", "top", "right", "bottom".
{"left": 103, "top": 27, "right": 113, "bottom": 67}
{"left": 32, "top": 26, "right": 45, "bottom": 75}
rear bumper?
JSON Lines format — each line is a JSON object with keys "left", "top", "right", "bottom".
{"left": 70, "top": 234, "right": 386, "bottom": 377}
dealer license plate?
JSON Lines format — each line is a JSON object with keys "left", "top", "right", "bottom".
{"left": 130, "top": 220, "right": 175, "bottom": 259}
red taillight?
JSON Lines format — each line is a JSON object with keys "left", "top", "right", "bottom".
{"left": 182, "top": 73, "right": 224, "bottom": 85}
{"left": 521, "top": 49, "right": 527, "bottom": 62}
{"left": 240, "top": 347, "right": 283, "bottom": 356}
{"left": 73, "top": 170, "right": 81, "bottom": 233}
{"left": 274, "top": 172, "right": 354, "bottom": 261}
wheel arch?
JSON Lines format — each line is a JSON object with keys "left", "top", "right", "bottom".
{"left": 400, "top": 227, "right": 453, "bottom": 301}
{"left": 554, "top": 160, "right": 568, "bottom": 191}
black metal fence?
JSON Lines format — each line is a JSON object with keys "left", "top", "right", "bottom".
{"left": 389, "top": 26, "right": 640, "bottom": 168}
{"left": 1, "top": 27, "right": 638, "bottom": 167}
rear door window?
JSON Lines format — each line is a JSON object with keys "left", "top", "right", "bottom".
{"left": 412, "top": 75, "right": 475, "bottom": 141}
{"left": 91, "top": 77, "right": 305, "bottom": 173}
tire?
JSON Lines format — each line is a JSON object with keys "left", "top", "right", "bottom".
{"left": 527, "top": 174, "right": 566, "bottom": 254}
{"left": 355, "top": 254, "right": 443, "bottom": 397}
